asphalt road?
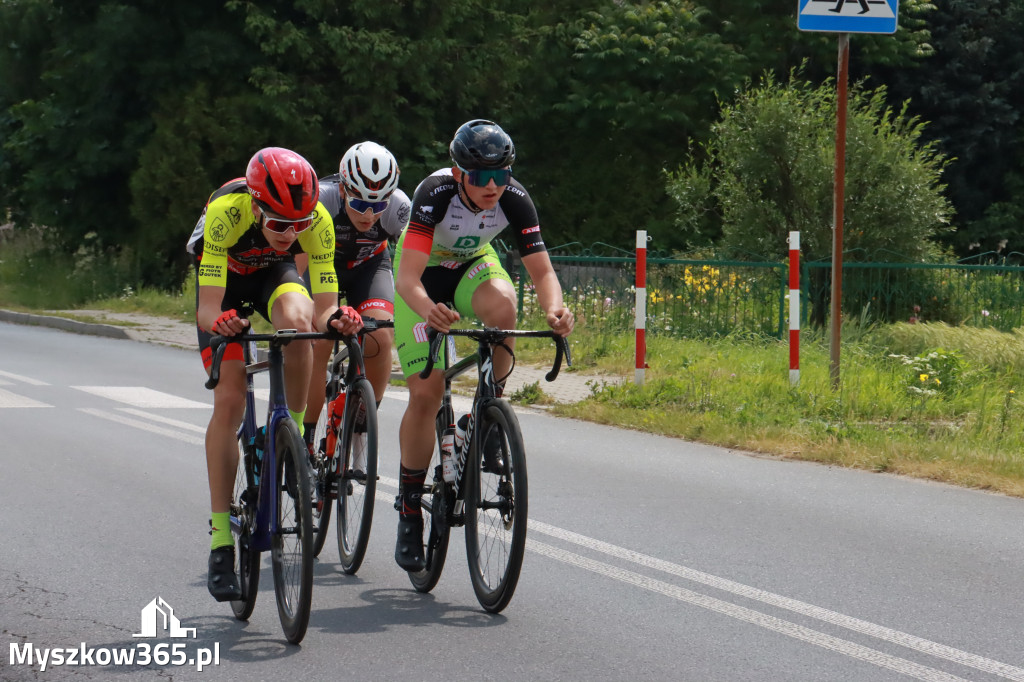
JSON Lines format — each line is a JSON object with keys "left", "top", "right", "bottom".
{"left": 2, "top": 321, "right": 1024, "bottom": 681}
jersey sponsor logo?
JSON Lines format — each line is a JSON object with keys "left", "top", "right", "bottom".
{"left": 319, "top": 273, "right": 336, "bottom": 284}
{"left": 208, "top": 217, "right": 229, "bottom": 242}
{"left": 506, "top": 185, "right": 525, "bottom": 198}
{"left": 198, "top": 264, "right": 221, "bottom": 279}
{"left": 360, "top": 299, "right": 389, "bottom": 311}
{"left": 413, "top": 322, "right": 430, "bottom": 344}
{"left": 414, "top": 205, "right": 434, "bottom": 223}
{"left": 429, "top": 185, "right": 454, "bottom": 197}
{"left": 439, "top": 260, "right": 461, "bottom": 270}
{"left": 453, "top": 235, "right": 481, "bottom": 249}
{"left": 320, "top": 228, "right": 333, "bottom": 249}
{"left": 311, "top": 252, "right": 332, "bottom": 263}
{"left": 466, "top": 262, "right": 490, "bottom": 279}
{"left": 233, "top": 246, "right": 288, "bottom": 265}
{"left": 522, "top": 225, "right": 540, "bottom": 234}
{"left": 396, "top": 202, "right": 411, "bottom": 226}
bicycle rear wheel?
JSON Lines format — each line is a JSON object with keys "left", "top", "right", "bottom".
{"left": 271, "top": 418, "right": 314, "bottom": 644}
{"left": 335, "top": 378, "right": 378, "bottom": 574}
{"left": 230, "top": 431, "right": 260, "bottom": 620}
{"left": 464, "top": 399, "right": 527, "bottom": 613}
{"left": 409, "top": 408, "right": 452, "bottom": 593}
{"left": 312, "top": 345, "right": 347, "bottom": 558}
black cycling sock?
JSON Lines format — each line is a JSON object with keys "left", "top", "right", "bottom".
{"left": 398, "top": 465, "right": 428, "bottom": 518}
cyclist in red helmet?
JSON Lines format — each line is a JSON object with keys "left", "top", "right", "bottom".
{"left": 186, "top": 146, "right": 363, "bottom": 601}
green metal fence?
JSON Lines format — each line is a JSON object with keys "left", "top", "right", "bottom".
{"left": 502, "top": 244, "right": 1024, "bottom": 338}
{"left": 803, "top": 252, "right": 1024, "bottom": 331}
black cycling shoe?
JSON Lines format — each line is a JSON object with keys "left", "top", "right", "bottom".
{"left": 482, "top": 428, "right": 505, "bottom": 474}
{"left": 394, "top": 516, "right": 426, "bottom": 572}
{"left": 207, "top": 546, "right": 242, "bottom": 602}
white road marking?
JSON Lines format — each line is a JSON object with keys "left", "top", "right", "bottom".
{"left": 118, "top": 408, "right": 206, "bottom": 433}
{"left": 528, "top": 520, "right": 1024, "bottom": 682}
{"left": 78, "top": 408, "right": 204, "bottom": 445}
{"left": 0, "top": 388, "right": 51, "bottom": 408}
{"left": 376, "top": 477, "right": 1022, "bottom": 681}
{"left": 0, "top": 370, "right": 49, "bottom": 385}
{"left": 526, "top": 537, "right": 969, "bottom": 682}
{"left": 72, "top": 386, "right": 209, "bottom": 408}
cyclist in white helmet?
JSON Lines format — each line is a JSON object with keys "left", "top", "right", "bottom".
{"left": 300, "top": 141, "right": 411, "bottom": 475}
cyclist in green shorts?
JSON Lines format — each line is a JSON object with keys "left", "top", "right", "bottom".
{"left": 391, "top": 119, "right": 575, "bottom": 571}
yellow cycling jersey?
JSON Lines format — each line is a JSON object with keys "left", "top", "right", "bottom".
{"left": 194, "top": 187, "right": 337, "bottom": 296}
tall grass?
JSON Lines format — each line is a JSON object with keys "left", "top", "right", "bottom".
{"left": 0, "top": 226, "right": 141, "bottom": 308}
{"left": 555, "top": 322, "right": 1024, "bottom": 497}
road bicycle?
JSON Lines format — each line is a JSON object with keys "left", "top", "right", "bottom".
{"left": 309, "top": 318, "right": 393, "bottom": 572}
{"left": 206, "top": 328, "right": 343, "bottom": 644}
{"left": 408, "top": 326, "right": 570, "bottom": 613}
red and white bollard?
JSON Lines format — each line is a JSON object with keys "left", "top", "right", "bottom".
{"left": 635, "top": 230, "right": 647, "bottom": 386}
{"left": 789, "top": 231, "right": 800, "bottom": 386}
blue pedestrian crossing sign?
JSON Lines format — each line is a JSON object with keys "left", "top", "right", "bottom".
{"left": 798, "top": 0, "right": 899, "bottom": 34}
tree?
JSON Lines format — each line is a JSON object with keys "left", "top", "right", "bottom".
{"left": 0, "top": 0, "right": 258, "bottom": 285}
{"left": 860, "top": 0, "right": 1024, "bottom": 257}
{"left": 507, "top": 0, "right": 746, "bottom": 251}
{"left": 666, "top": 71, "right": 953, "bottom": 262}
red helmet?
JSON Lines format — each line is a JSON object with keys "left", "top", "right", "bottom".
{"left": 245, "top": 147, "right": 319, "bottom": 219}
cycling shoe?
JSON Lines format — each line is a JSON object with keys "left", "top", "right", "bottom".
{"left": 481, "top": 428, "right": 505, "bottom": 474}
{"left": 207, "top": 546, "right": 242, "bottom": 602}
{"left": 394, "top": 516, "right": 426, "bottom": 572}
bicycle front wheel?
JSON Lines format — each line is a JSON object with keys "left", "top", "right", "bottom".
{"left": 464, "top": 399, "right": 528, "bottom": 613}
{"left": 409, "top": 408, "right": 452, "bottom": 593}
{"left": 335, "top": 378, "right": 378, "bottom": 574}
{"left": 271, "top": 418, "right": 314, "bottom": 644}
{"left": 230, "top": 429, "right": 260, "bottom": 620}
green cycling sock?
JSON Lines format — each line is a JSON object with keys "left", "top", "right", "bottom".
{"left": 289, "top": 408, "right": 306, "bottom": 437}
{"left": 210, "top": 512, "right": 233, "bottom": 550}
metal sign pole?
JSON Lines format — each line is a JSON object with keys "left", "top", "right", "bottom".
{"left": 829, "top": 32, "right": 850, "bottom": 391}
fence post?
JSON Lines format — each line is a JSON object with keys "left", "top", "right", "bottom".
{"left": 635, "top": 231, "right": 647, "bottom": 386}
{"left": 789, "top": 232, "right": 800, "bottom": 386}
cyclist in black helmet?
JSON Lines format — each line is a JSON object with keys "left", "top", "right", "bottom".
{"left": 390, "top": 119, "right": 574, "bottom": 571}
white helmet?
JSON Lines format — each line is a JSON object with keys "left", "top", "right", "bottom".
{"left": 339, "top": 141, "right": 400, "bottom": 201}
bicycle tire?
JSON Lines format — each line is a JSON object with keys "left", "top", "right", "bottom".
{"left": 464, "top": 399, "right": 528, "bottom": 613}
{"left": 312, "top": 345, "right": 348, "bottom": 558}
{"left": 408, "top": 408, "right": 452, "bottom": 593}
{"left": 230, "top": 434, "right": 260, "bottom": 620}
{"left": 335, "top": 378, "right": 378, "bottom": 574}
{"left": 271, "top": 418, "right": 314, "bottom": 644}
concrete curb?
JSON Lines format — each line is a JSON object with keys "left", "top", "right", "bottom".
{"left": 0, "top": 309, "right": 133, "bottom": 340}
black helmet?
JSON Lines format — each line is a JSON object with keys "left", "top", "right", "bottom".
{"left": 449, "top": 119, "right": 515, "bottom": 170}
